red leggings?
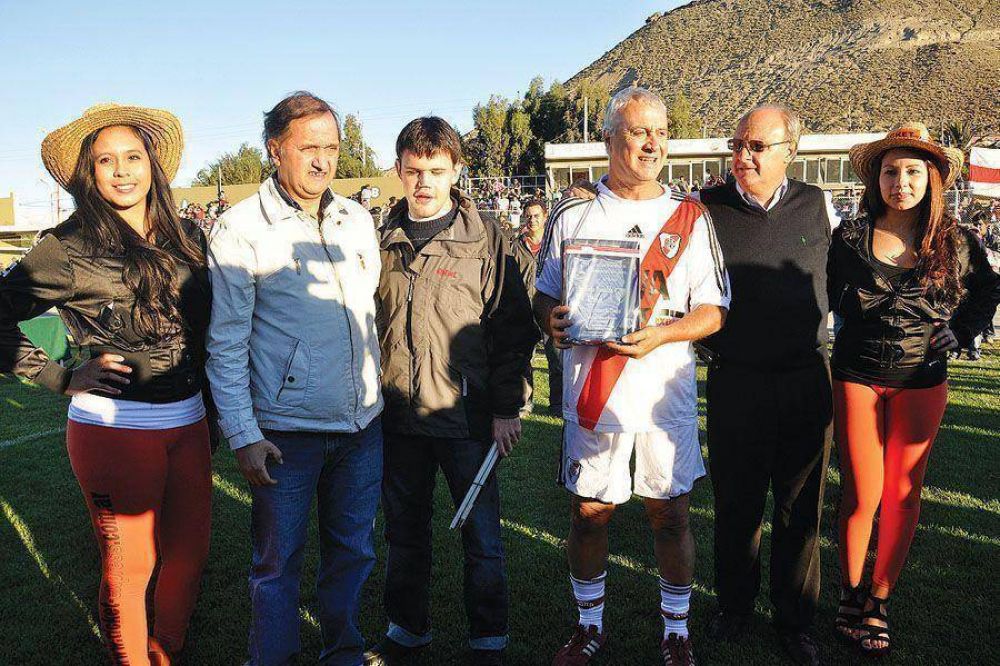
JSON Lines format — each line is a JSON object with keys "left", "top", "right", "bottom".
{"left": 67, "top": 419, "right": 211, "bottom": 665}
{"left": 833, "top": 380, "right": 947, "bottom": 597}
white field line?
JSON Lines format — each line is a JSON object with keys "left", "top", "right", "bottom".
{"left": 0, "top": 427, "right": 66, "bottom": 450}
{"left": 0, "top": 495, "right": 102, "bottom": 639}
{"left": 211, "top": 473, "right": 320, "bottom": 630}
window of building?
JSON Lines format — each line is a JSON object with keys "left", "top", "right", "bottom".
{"left": 670, "top": 162, "right": 693, "bottom": 184}
{"left": 842, "top": 158, "right": 857, "bottom": 183}
{"left": 825, "top": 158, "right": 842, "bottom": 183}
{"left": 592, "top": 165, "right": 609, "bottom": 182}
{"left": 552, "top": 168, "right": 571, "bottom": 188}
{"left": 806, "top": 159, "right": 820, "bottom": 184}
{"left": 789, "top": 159, "right": 805, "bottom": 181}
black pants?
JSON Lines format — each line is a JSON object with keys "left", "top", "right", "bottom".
{"left": 381, "top": 433, "right": 509, "bottom": 649}
{"left": 706, "top": 360, "right": 833, "bottom": 629}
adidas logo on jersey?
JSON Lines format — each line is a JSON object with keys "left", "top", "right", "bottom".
{"left": 626, "top": 225, "right": 644, "bottom": 239}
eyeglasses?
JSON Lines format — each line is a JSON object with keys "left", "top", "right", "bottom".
{"left": 623, "top": 126, "right": 670, "bottom": 142}
{"left": 727, "top": 138, "right": 792, "bottom": 154}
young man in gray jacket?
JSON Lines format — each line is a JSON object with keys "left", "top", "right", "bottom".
{"left": 206, "top": 91, "right": 383, "bottom": 666}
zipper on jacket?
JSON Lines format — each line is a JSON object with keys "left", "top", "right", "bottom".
{"left": 317, "top": 219, "right": 361, "bottom": 423}
{"left": 406, "top": 273, "right": 416, "bottom": 418}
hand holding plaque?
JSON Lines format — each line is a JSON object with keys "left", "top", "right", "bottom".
{"left": 561, "top": 238, "right": 641, "bottom": 345}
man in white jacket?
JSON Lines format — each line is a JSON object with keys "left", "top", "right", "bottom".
{"left": 206, "top": 91, "right": 383, "bottom": 666}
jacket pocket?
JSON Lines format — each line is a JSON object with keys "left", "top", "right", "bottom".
{"left": 275, "top": 338, "right": 310, "bottom": 408}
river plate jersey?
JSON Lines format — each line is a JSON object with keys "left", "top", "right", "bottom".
{"left": 536, "top": 182, "right": 730, "bottom": 432}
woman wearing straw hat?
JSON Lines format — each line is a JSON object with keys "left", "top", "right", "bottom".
{"left": 0, "top": 103, "right": 213, "bottom": 664}
{"left": 827, "top": 123, "right": 1000, "bottom": 657}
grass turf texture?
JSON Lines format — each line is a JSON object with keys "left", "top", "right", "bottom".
{"left": 1, "top": 346, "right": 997, "bottom": 665}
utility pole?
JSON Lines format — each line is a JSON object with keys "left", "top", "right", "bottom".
{"left": 583, "top": 97, "right": 589, "bottom": 143}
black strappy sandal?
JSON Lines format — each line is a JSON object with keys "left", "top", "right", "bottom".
{"left": 834, "top": 583, "right": 867, "bottom": 645}
{"left": 858, "top": 595, "right": 891, "bottom": 658}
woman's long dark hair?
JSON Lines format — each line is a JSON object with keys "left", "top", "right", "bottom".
{"left": 68, "top": 125, "right": 205, "bottom": 343}
{"left": 861, "top": 150, "right": 962, "bottom": 307}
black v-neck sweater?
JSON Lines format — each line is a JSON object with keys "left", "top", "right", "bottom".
{"left": 700, "top": 180, "right": 832, "bottom": 370}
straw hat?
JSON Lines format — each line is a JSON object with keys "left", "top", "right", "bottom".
{"left": 849, "top": 122, "right": 963, "bottom": 190}
{"left": 41, "top": 103, "right": 184, "bottom": 189}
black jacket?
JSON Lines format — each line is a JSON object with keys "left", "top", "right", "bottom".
{"left": 827, "top": 216, "right": 1000, "bottom": 386}
{"left": 0, "top": 214, "right": 212, "bottom": 403}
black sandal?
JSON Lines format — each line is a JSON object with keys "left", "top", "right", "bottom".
{"left": 858, "top": 594, "right": 891, "bottom": 658}
{"left": 834, "top": 583, "right": 867, "bottom": 645}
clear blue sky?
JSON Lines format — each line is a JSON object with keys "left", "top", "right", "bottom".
{"left": 0, "top": 0, "right": 683, "bottom": 224}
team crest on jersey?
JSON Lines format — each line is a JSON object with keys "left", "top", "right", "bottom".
{"left": 626, "top": 225, "right": 644, "bottom": 239}
{"left": 658, "top": 232, "right": 681, "bottom": 259}
{"left": 567, "top": 458, "right": 582, "bottom": 483}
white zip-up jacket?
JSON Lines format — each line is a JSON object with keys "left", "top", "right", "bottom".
{"left": 206, "top": 177, "right": 383, "bottom": 449}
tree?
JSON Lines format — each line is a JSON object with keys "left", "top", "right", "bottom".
{"left": 337, "top": 114, "right": 382, "bottom": 178}
{"left": 467, "top": 96, "right": 511, "bottom": 177}
{"left": 668, "top": 91, "right": 701, "bottom": 139}
{"left": 943, "top": 120, "right": 973, "bottom": 150}
{"left": 505, "top": 102, "right": 533, "bottom": 175}
{"left": 192, "top": 143, "right": 272, "bottom": 186}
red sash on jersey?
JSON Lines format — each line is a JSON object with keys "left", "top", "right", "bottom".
{"left": 575, "top": 199, "right": 701, "bottom": 430}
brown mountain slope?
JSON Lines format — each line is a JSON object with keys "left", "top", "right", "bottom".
{"left": 566, "top": 0, "right": 999, "bottom": 134}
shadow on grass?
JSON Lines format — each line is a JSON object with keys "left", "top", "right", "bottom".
{"left": 1, "top": 350, "right": 997, "bottom": 665}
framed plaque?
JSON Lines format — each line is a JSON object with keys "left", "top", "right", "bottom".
{"left": 561, "top": 238, "right": 641, "bottom": 345}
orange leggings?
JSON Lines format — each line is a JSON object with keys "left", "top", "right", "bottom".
{"left": 67, "top": 419, "right": 212, "bottom": 665}
{"left": 833, "top": 380, "right": 947, "bottom": 597}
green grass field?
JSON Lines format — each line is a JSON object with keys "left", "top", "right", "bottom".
{"left": 1, "top": 347, "right": 997, "bottom": 665}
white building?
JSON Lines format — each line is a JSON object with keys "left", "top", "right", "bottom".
{"left": 544, "top": 132, "right": 884, "bottom": 191}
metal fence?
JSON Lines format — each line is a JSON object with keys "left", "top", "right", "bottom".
{"left": 829, "top": 188, "right": 994, "bottom": 226}
{"left": 462, "top": 175, "right": 553, "bottom": 215}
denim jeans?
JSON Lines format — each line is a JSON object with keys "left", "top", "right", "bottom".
{"left": 247, "top": 418, "right": 383, "bottom": 666}
{"left": 382, "top": 433, "right": 509, "bottom": 651}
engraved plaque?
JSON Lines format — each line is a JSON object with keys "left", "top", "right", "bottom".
{"left": 562, "top": 238, "right": 641, "bottom": 345}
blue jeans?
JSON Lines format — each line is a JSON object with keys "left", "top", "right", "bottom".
{"left": 248, "top": 418, "right": 382, "bottom": 666}
{"left": 381, "top": 433, "right": 509, "bottom": 651}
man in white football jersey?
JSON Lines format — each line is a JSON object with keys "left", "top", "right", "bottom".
{"left": 534, "top": 87, "right": 730, "bottom": 666}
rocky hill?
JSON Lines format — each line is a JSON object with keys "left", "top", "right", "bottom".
{"left": 566, "top": 0, "right": 999, "bottom": 135}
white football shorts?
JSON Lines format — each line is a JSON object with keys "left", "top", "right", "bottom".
{"left": 561, "top": 421, "right": 705, "bottom": 504}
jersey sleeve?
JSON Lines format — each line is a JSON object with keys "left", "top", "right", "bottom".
{"left": 684, "top": 211, "right": 731, "bottom": 311}
{"left": 534, "top": 208, "right": 566, "bottom": 300}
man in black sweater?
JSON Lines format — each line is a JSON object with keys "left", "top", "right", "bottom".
{"left": 698, "top": 106, "right": 835, "bottom": 666}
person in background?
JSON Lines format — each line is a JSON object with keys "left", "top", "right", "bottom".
{"left": 828, "top": 123, "right": 1000, "bottom": 657}
{"left": 519, "top": 198, "right": 562, "bottom": 415}
{"left": 0, "top": 103, "right": 213, "bottom": 665}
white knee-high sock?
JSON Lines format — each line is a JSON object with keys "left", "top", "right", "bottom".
{"left": 571, "top": 572, "right": 607, "bottom": 632}
{"left": 659, "top": 578, "right": 692, "bottom": 639}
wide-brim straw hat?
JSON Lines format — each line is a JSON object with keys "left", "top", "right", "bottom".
{"left": 41, "top": 103, "right": 184, "bottom": 189}
{"left": 849, "top": 122, "right": 963, "bottom": 190}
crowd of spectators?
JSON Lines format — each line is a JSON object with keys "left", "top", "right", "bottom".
{"left": 178, "top": 197, "right": 229, "bottom": 232}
